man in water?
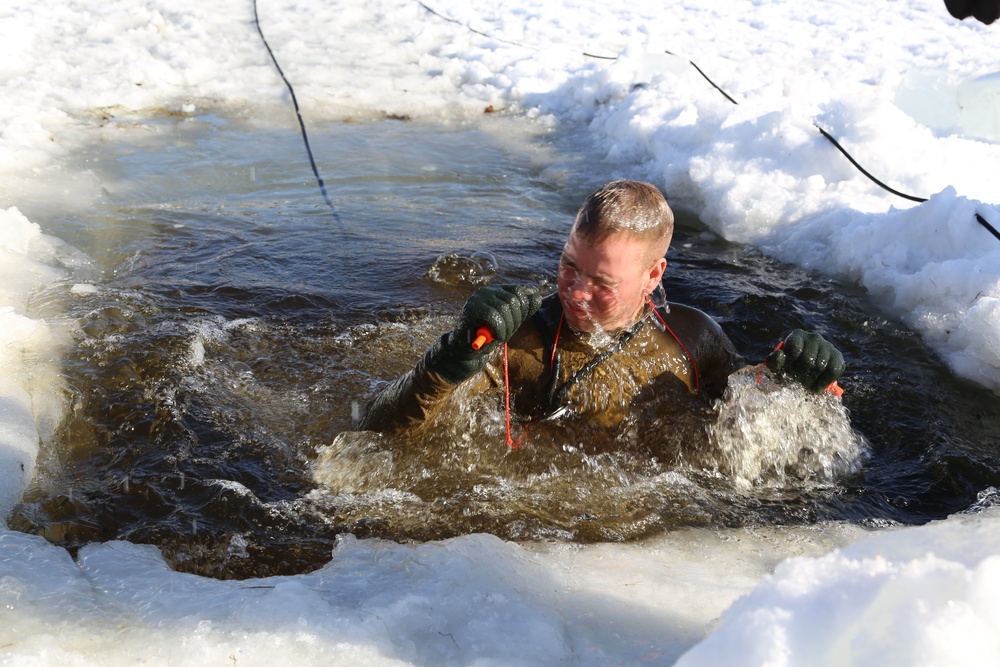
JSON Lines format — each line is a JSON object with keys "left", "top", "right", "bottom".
{"left": 358, "top": 180, "right": 844, "bottom": 433}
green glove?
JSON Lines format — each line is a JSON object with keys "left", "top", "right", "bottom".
{"left": 766, "top": 329, "right": 845, "bottom": 392}
{"left": 429, "top": 285, "right": 542, "bottom": 384}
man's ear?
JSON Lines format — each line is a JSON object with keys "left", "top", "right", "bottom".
{"left": 644, "top": 257, "right": 667, "bottom": 293}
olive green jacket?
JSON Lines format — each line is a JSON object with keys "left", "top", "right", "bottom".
{"left": 358, "top": 295, "right": 743, "bottom": 432}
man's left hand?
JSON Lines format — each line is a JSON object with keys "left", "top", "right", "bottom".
{"left": 766, "top": 330, "right": 845, "bottom": 392}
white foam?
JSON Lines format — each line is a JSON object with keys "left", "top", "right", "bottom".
{"left": 709, "top": 369, "right": 867, "bottom": 489}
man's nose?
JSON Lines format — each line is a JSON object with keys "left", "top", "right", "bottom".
{"left": 568, "top": 273, "right": 593, "bottom": 299}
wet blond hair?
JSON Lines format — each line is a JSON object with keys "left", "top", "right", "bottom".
{"left": 571, "top": 180, "right": 674, "bottom": 263}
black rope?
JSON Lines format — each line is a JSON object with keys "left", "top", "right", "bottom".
{"left": 417, "top": 1, "right": 619, "bottom": 58}
{"left": 812, "top": 123, "right": 927, "bottom": 204}
{"left": 661, "top": 49, "right": 1000, "bottom": 243}
{"left": 975, "top": 212, "right": 1000, "bottom": 242}
{"left": 412, "top": 4, "right": 999, "bottom": 243}
{"left": 665, "top": 50, "right": 739, "bottom": 105}
{"left": 417, "top": 2, "right": 529, "bottom": 48}
{"left": 252, "top": 0, "right": 341, "bottom": 222}
{"left": 812, "top": 123, "right": 1000, "bottom": 241}
{"left": 546, "top": 317, "right": 647, "bottom": 415}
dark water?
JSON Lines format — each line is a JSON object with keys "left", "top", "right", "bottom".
{"left": 11, "top": 112, "right": 1000, "bottom": 578}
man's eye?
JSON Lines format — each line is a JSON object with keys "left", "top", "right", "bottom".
{"left": 558, "top": 262, "right": 578, "bottom": 276}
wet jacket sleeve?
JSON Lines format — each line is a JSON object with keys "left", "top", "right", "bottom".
{"left": 356, "top": 334, "right": 465, "bottom": 432}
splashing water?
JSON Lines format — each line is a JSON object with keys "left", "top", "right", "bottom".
{"left": 580, "top": 321, "right": 616, "bottom": 349}
{"left": 572, "top": 284, "right": 671, "bottom": 351}
{"left": 557, "top": 288, "right": 619, "bottom": 349}
{"left": 647, "top": 282, "right": 669, "bottom": 312}
{"left": 426, "top": 251, "right": 499, "bottom": 285}
{"left": 707, "top": 367, "right": 868, "bottom": 490}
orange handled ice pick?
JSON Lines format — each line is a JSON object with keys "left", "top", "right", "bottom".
{"left": 471, "top": 326, "right": 494, "bottom": 351}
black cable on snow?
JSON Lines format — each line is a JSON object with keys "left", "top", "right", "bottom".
{"left": 253, "top": 0, "right": 341, "bottom": 222}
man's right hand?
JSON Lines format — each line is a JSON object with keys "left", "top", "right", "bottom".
{"left": 765, "top": 329, "right": 845, "bottom": 393}
{"left": 430, "top": 285, "right": 542, "bottom": 384}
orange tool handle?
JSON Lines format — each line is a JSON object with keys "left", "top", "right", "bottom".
{"left": 471, "top": 326, "right": 494, "bottom": 351}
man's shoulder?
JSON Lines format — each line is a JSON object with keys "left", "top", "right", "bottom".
{"left": 656, "top": 301, "right": 744, "bottom": 396}
{"left": 658, "top": 302, "right": 727, "bottom": 340}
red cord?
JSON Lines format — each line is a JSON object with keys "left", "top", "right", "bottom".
{"left": 647, "top": 297, "right": 701, "bottom": 394}
{"left": 500, "top": 342, "right": 524, "bottom": 448}
{"left": 550, "top": 313, "right": 564, "bottom": 367}
{"left": 502, "top": 342, "right": 514, "bottom": 446}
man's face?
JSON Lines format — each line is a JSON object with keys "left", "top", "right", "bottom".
{"left": 557, "top": 230, "right": 667, "bottom": 333}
